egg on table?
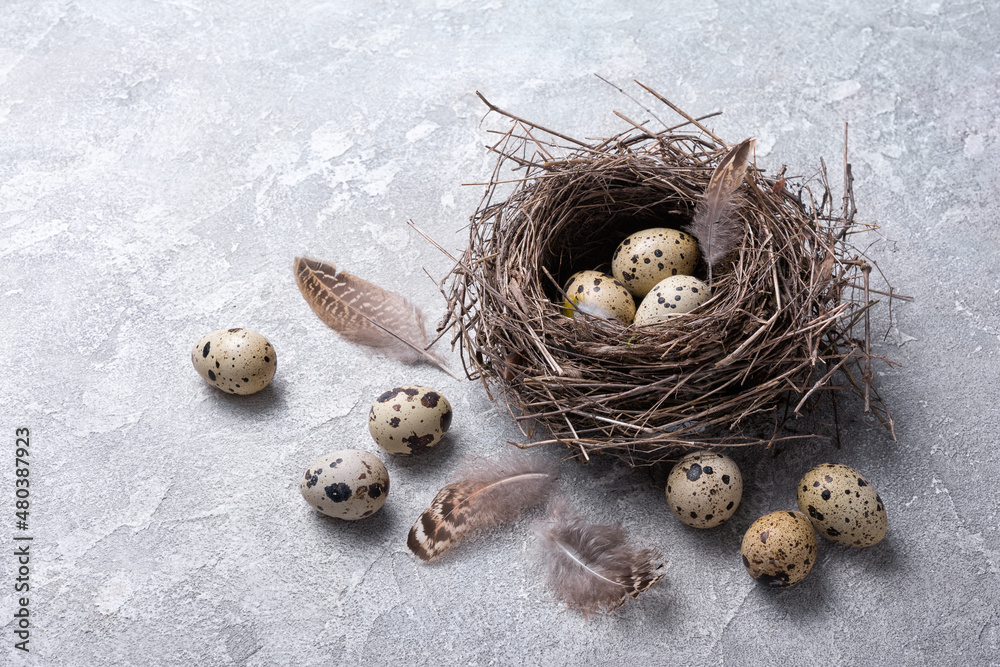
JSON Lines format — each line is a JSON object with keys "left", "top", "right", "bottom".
{"left": 666, "top": 451, "right": 743, "bottom": 529}
{"left": 741, "top": 510, "right": 818, "bottom": 587}
{"left": 191, "top": 328, "right": 276, "bottom": 395}
{"left": 612, "top": 228, "right": 700, "bottom": 298}
{"left": 634, "top": 275, "right": 711, "bottom": 325}
{"left": 369, "top": 385, "right": 453, "bottom": 455}
{"left": 797, "top": 463, "right": 888, "bottom": 547}
{"left": 300, "top": 449, "right": 390, "bottom": 520}
{"left": 561, "top": 270, "right": 636, "bottom": 324}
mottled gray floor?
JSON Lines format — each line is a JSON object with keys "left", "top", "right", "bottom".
{"left": 2, "top": 1, "right": 998, "bottom": 665}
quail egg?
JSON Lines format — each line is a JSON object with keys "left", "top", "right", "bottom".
{"left": 300, "top": 450, "right": 390, "bottom": 520}
{"left": 741, "top": 510, "right": 818, "bottom": 587}
{"left": 191, "top": 328, "right": 276, "bottom": 395}
{"left": 369, "top": 385, "right": 453, "bottom": 455}
{"left": 561, "top": 270, "right": 636, "bottom": 324}
{"left": 797, "top": 463, "right": 887, "bottom": 547}
{"left": 666, "top": 451, "right": 743, "bottom": 529}
{"left": 634, "top": 275, "right": 711, "bottom": 325}
{"left": 612, "top": 228, "right": 700, "bottom": 298}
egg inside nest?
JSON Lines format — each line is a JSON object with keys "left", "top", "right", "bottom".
{"left": 634, "top": 274, "right": 711, "bottom": 325}
{"left": 561, "top": 270, "right": 636, "bottom": 324}
{"left": 611, "top": 227, "right": 700, "bottom": 299}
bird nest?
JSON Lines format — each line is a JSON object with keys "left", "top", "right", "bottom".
{"left": 436, "top": 87, "right": 896, "bottom": 464}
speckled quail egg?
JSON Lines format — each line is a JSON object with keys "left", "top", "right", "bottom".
{"left": 797, "top": 463, "right": 887, "bottom": 547}
{"left": 612, "top": 228, "right": 700, "bottom": 298}
{"left": 741, "top": 510, "right": 818, "bottom": 587}
{"left": 634, "top": 275, "right": 712, "bottom": 325}
{"left": 666, "top": 451, "right": 743, "bottom": 529}
{"left": 300, "top": 450, "right": 389, "bottom": 520}
{"left": 368, "top": 386, "right": 453, "bottom": 455}
{"left": 561, "top": 270, "right": 636, "bottom": 324}
{"left": 191, "top": 328, "right": 276, "bottom": 395}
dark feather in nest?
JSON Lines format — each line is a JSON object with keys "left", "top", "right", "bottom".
{"left": 407, "top": 457, "right": 556, "bottom": 561}
{"left": 687, "top": 138, "right": 753, "bottom": 284}
{"left": 537, "top": 499, "right": 665, "bottom": 615}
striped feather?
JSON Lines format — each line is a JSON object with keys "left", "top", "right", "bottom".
{"left": 407, "top": 458, "right": 556, "bottom": 561}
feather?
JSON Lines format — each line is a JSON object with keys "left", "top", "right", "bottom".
{"left": 407, "top": 457, "right": 556, "bottom": 561}
{"left": 688, "top": 138, "right": 754, "bottom": 284}
{"left": 294, "top": 256, "right": 451, "bottom": 374}
{"left": 537, "top": 499, "right": 665, "bottom": 616}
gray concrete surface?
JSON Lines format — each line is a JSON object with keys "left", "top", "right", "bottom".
{"left": 2, "top": 1, "right": 998, "bottom": 665}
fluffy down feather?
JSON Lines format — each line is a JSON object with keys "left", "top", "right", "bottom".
{"left": 537, "top": 499, "right": 665, "bottom": 615}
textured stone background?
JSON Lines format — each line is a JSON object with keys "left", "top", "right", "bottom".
{"left": 2, "top": 1, "right": 998, "bottom": 665}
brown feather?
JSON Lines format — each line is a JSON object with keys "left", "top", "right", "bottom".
{"left": 407, "top": 457, "right": 556, "bottom": 561}
{"left": 537, "top": 499, "right": 665, "bottom": 616}
{"left": 294, "top": 256, "right": 450, "bottom": 373}
{"left": 688, "top": 138, "right": 753, "bottom": 284}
